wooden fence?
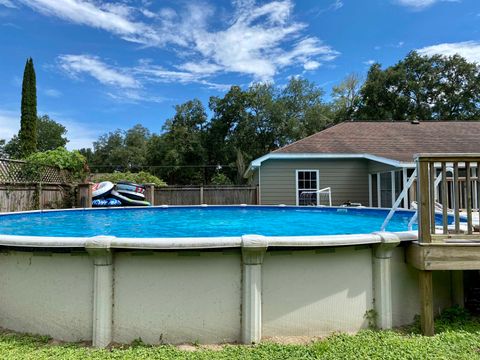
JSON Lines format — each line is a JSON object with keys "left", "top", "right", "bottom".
{"left": 0, "top": 183, "right": 73, "bottom": 213}
{"left": 154, "top": 186, "right": 259, "bottom": 205}
{"left": 0, "top": 158, "right": 74, "bottom": 213}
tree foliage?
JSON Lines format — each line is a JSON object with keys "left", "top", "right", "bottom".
{"left": 356, "top": 51, "right": 480, "bottom": 120}
{"left": 82, "top": 52, "right": 480, "bottom": 185}
{"left": 4, "top": 115, "right": 69, "bottom": 159}
{"left": 37, "top": 115, "right": 68, "bottom": 151}
{"left": 331, "top": 73, "right": 362, "bottom": 121}
{"left": 95, "top": 171, "right": 167, "bottom": 187}
{"left": 19, "top": 58, "right": 37, "bottom": 158}
{"left": 24, "top": 147, "right": 88, "bottom": 182}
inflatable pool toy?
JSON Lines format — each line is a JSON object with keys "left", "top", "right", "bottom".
{"left": 92, "top": 198, "right": 122, "bottom": 207}
{"left": 116, "top": 189, "right": 146, "bottom": 201}
{"left": 92, "top": 181, "right": 114, "bottom": 198}
{"left": 116, "top": 182, "right": 145, "bottom": 194}
{"left": 110, "top": 189, "right": 151, "bottom": 206}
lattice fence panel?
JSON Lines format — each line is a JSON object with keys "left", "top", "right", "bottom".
{"left": 0, "top": 159, "right": 70, "bottom": 184}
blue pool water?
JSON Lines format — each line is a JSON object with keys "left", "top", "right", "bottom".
{"left": 0, "top": 206, "right": 425, "bottom": 238}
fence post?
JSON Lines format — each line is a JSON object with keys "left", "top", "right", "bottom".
{"left": 256, "top": 185, "right": 260, "bottom": 205}
{"left": 78, "top": 183, "right": 93, "bottom": 208}
{"left": 35, "top": 182, "right": 43, "bottom": 210}
{"left": 144, "top": 183, "right": 155, "bottom": 205}
{"left": 200, "top": 186, "right": 204, "bottom": 204}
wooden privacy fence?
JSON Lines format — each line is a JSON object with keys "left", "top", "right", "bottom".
{"left": 154, "top": 186, "right": 259, "bottom": 205}
{"left": 0, "top": 158, "right": 74, "bottom": 212}
{"left": 0, "top": 183, "right": 73, "bottom": 212}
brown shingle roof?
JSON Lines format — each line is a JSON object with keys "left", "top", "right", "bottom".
{"left": 273, "top": 121, "right": 480, "bottom": 162}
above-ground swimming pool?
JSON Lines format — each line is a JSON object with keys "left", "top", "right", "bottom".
{"left": 0, "top": 206, "right": 425, "bottom": 238}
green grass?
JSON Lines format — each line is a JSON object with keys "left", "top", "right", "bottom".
{"left": 1, "top": 309, "right": 480, "bottom": 359}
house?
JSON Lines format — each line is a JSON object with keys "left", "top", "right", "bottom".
{"left": 247, "top": 121, "right": 480, "bottom": 207}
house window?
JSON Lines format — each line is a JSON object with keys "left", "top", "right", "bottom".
{"left": 296, "top": 170, "right": 319, "bottom": 206}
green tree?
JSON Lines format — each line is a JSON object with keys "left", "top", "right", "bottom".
{"left": 277, "top": 77, "right": 333, "bottom": 142}
{"left": 147, "top": 99, "right": 208, "bottom": 185}
{"left": 331, "top": 73, "right": 362, "bottom": 121}
{"left": 37, "top": 115, "right": 68, "bottom": 151}
{"left": 19, "top": 58, "right": 37, "bottom": 157}
{"left": 90, "top": 124, "right": 151, "bottom": 172}
{"left": 4, "top": 115, "right": 69, "bottom": 158}
{"left": 356, "top": 52, "right": 480, "bottom": 120}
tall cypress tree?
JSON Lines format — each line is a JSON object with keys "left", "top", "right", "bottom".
{"left": 19, "top": 58, "right": 37, "bottom": 158}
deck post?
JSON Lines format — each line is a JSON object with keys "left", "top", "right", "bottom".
{"left": 419, "top": 270, "right": 434, "bottom": 336}
{"left": 241, "top": 235, "right": 267, "bottom": 344}
{"left": 372, "top": 232, "right": 400, "bottom": 329}
{"left": 86, "top": 236, "right": 114, "bottom": 348}
{"left": 452, "top": 271, "right": 464, "bottom": 307}
{"left": 78, "top": 182, "right": 93, "bottom": 208}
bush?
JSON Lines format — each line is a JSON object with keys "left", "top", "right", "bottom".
{"left": 210, "top": 172, "right": 233, "bottom": 185}
{"left": 95, "top": 171, "right": 167, "bottom": 187}
{"left": 24, "top": 147, "right": 88, "bottom": 182}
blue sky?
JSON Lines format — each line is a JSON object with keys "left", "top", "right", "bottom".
{"left": 0, "top": 0, "right": 479, "bottom": 149}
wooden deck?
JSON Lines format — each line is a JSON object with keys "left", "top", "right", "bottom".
{"left": 407, "top": 154, "right": 480, "bottom": 336}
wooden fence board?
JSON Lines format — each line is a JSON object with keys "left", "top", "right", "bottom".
{"left": 154, "top": 186, "right": 258, "bottom": 205}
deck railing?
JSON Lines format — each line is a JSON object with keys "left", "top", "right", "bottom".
{"left": 416, "top": 154, "right": 480, "bottom": 243}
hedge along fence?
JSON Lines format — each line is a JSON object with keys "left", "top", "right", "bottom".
{"left": 0, "top": 159, "right": 74, "bottom": 212}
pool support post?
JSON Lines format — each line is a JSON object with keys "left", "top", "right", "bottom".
{"left": 241, "top": 235, "right": 268, "bottom": 344}
{"left": 372, "top": 232, "right": 400, "bottom": 329}
{"left": 86, "top": 236, "right": 114, "bottom": 348}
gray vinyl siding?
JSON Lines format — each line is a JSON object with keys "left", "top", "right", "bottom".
{"left": 259, "top": 159, "right": 369, "bottom": 206}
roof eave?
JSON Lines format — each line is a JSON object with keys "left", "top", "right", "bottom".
{"left": 244, "top": 153, "right": 415, "bottom": 177}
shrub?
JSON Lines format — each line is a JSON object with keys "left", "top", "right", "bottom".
{"left": 210, "top": 172, "right": 233, "bottom": 185}
{"left": 24, "top": 147, "right": 88, "bottom": 182}
{"left": 95, "top": 171, "right": 167, "bottom": 187}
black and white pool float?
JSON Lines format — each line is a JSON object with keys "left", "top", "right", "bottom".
{"left": 116, "top": 189, "right": 146, "bottom": 201}
{"left": 116, "top": 182, "right": 145, "bottom": 194}
{"left": 110, "top": 190, "right": 151, "bottom": 206}
{"left": 92, "top": 181, "right": 115, "bottom": 199}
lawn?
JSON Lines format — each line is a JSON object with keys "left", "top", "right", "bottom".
{"left": 1, "top": 309, "right": 479, "bottom": 359}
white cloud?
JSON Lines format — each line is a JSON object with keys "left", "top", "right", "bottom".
{"left": 395, "top": 0, "right": 459, "bottom": 10}
{"left": 60, "top": 118, "right": 101, "bottom": 150}
{"left": 18, "top": 0, "right": 167, "bottom": 45}
{"left": 58, "top": 54, "right": 140, "bottom": 89}
{"left": 44, "top": 88, "right": 62, "bottom": 97}
{"left": 0, "top": 0, "right": 16, "bottom": 8}
{"left": 57, "top": 54, "right": 230, "bottom": 101}
{"left": 303, "top": 60, "right": 320, "bottom": 70}
{"left": 0, "top": 109, "right": 19, "bottom": 140}
{"left": 363, "top": 59, "right": 376, "bottom": 65}
{"left": 23, "top": 0, "right": 337, "bottom": 82}
{"left": 417, "top": 41, "right": 480, "bottom": 63}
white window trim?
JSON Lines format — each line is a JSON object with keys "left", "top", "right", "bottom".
{"left": 295, "top": 169, "right": 320, "bottom": 206}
